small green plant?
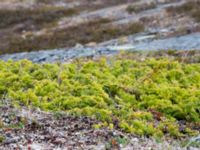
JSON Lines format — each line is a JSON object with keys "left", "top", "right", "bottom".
{"left": 0, "top": 120, "right": 4, "bottom": 128}
{"left": 0, "top": 136, "right": 5, "bottom": 143}
{"left": 105, "top": 136, "right": 129, "bottom": 149}
{"left": 53, "top": 112, "right": 65, "bottom": 119}
{"left": 182, "top": 137, "right": 200, "bottom": 148}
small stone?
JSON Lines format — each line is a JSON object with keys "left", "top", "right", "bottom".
{"left": 40, "top": 136, "right": 45, "bottom": 140}
{"left": 4, "top": 137, "right": 20, "bottom": 144}
{"left": 75, "top": 43, "right": 84, "bottom": 48}
{"left": 131, "top": 138, "right": 139, "bottom": 143}
{"left": 85, "top": 42, "right": 97, "bottom": 47}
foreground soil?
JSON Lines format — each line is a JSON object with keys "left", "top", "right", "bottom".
{"left": 0, "top": 105, "right": 198, "bottom": 150}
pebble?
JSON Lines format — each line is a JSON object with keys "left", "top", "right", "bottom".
{"left": 131, "top": 137, "right": 139, "bottom": 143}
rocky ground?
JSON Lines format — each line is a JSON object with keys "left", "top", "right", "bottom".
{"left": 0, "top": 0, "right": 200, "bottom": 62}
{"left": 0, "top": 104, "right": 199, "bottom": 150}
{"left": 1, "top": 33, "right": 200, "bottom": 63}
{"left": 0, "top": 0, "right": 200, "bottom": 55}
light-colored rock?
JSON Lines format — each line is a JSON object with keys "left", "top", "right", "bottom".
{"left": 85, "top": 42, "right": 97, "bottom": 47}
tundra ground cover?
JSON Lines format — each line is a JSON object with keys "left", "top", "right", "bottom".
{"left": 0, "top": 52, "right": 199, "bottom": 138}
{"left": 1, "top": 20, "right": 144, "bottom": 54}
{"left": 0, "top": 7, "right": 78, "bottom": 29}
{"left": 126, "top": 2, "right": 157, "bottom": 14}
{"left": 166, "top": 1, "right": 200, "bottom": 22}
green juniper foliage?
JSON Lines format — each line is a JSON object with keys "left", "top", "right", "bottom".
{"left": 0, "top": 55, "right": 199, "bottom": 137}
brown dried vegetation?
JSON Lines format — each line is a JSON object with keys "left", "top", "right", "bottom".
{"left": 166, "top": 1, "right": 200, "bottom": 22}
{"left": 0, "top": 19, "right": 144, "bottom": 54}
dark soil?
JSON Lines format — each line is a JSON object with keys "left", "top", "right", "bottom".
{"left": 0, "top": 105, "right": 130, "bottom": 150}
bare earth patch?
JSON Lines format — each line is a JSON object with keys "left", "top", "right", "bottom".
{"left": 0, "top": 104, "right": 198, "bottom": 150}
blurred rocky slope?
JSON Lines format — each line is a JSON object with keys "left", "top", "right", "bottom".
{"left": 0, "top": 0, "right": 200, "bottom": 62}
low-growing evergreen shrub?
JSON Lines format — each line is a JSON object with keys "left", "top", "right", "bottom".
{"left": 0, "top": 54, "right": 199, "bottom": 137}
